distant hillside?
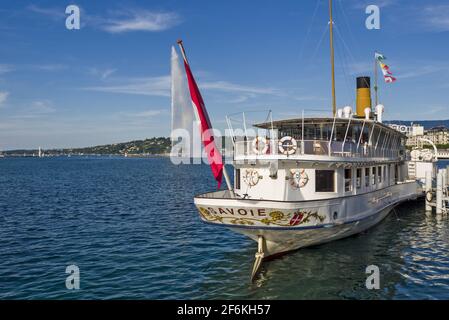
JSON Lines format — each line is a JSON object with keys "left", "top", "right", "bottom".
{"left": 385, "top": 119, "right": 449, "bottom": 129}
{"left": 4, "top": 137, "right": 171, "bottom": 156}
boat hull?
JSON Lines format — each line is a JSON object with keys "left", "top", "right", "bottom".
{"left": 232, "top": 203, "right": 396, "bottom": 257}
{"left": 194, "top": 181, "right": 420, "bottom": 256}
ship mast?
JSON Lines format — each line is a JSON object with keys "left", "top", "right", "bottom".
{"left": 329, "top": 0, "right": 337, "bottom": 116}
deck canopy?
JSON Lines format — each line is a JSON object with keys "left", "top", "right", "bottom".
{"left": 254, "top": 117, "right": 405, "bottom": 139}
{"left": 254, "top": 117, "right": 404, "bottom": 146}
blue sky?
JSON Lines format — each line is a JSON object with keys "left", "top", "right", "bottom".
{"left": 1, "top": 0, "right": 449, "bottom": 149}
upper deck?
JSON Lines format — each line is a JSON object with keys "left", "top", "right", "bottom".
{"left": 229, "top": 116, "right": 406, "bottom": 162}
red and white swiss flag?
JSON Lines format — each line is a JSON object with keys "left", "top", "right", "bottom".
{"left": 177, "top": 40, "right": 224, "bottom": 189}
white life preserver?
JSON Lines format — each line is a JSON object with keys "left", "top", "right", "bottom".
{"left": 290, "top": 169, "right": 309, "bottom": 189}
{"left": 423, "top": 152, "right": 433, "bottom": 162}
{"left": 410, "top": 149, "right": 419, "bottom": 161}
{"left": 278, "top": 136, "right": 297, "bottom": 155}
{"left": 426, "top": 190, "right": 433, "bottom": 202}
{"left": 252, "top": 136, "right": 269, "bottom": 155}
{"left": 243, "top": 169, "right": 260, "bottom": 187}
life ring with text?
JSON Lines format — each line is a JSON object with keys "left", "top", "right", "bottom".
{"left": 252, "top": 136, "right": 269, "bottom": 155}
{"left": 290, "top": 169, "right": 309, "bottom": 189}
{"left": 243, "top": 169, "right": 260, "bottom": 187}
{"left": 278, "top": 136, "right": 297, "bottom": 155}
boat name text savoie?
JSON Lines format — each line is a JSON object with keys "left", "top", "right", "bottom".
{"left": 205, "top": 207, "right": 268, "bottom": 217}
{"left": 198, "top": 207, "right": 325, "bottom": 227}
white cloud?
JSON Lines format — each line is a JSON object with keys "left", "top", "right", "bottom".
{"left": 84, "top": 76, "right": 171, "bottom": 97}
{"left": 83, "top": 75, "right": 283, "bottom": 102}
{"left": 27, "top": 5, "right": 65, "bottom": 20}
{"left": 33, "top": 64, "right": 68, "bottom": 72}
{"left": 88, "top": 68, "right": 117, "bottom": 80}
{"left": 135, "top": 110, "right": 164, "bottom": 117}
{"left": 421, "top": 5, "right": 449, "bottom": 32}
{"left": 201, "top": 81, "right": 281, "bottom": 95}
{"left": 0, "top": 91, "right": 9, "bottom": 106}
{"left": 398, "top": 66, "right": 441, "bottom": 79}
{"left": 100, "top": 10, "right": 181, "bottom": 33}
{"left": 118, "top": 109, "right": 165, "bottom": 118}
{"left": 396, "top": 62, "right": 449, "bottom": 80}
{"left": 0, "top": 64, "right": 14, "bottom": 74}
{"left": 28, "top": 5, "right": 181, "bottom": 33}
{"left": 30, "top": 100, "right": 56, "bottom": 114}
{"left": 11, "top": 100, "right": 56, "bottom": 119}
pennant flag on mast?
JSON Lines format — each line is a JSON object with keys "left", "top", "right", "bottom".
{"left": 375, "top": 51, "right": 396, "bottom": 83}
{"left": 375, "top": 52, "right": 386, "bottom": 62}
{"left": 177, "top": 40, "right": 224, "bottom": 189}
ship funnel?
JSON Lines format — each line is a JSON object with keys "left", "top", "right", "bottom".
{"left": 356, "top": 76, "right": 372, "bottom": 118}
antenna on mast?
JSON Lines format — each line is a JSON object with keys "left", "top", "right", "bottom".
{"left": 329, "top": 0, "right": 337, "bottom": 116}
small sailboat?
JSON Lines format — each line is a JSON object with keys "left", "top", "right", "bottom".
{"left": 172, "top": 0, "right": 427, "bottom": 280}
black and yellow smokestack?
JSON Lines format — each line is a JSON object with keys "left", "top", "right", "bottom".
{"left": 356, "top": 76, "right": 372, "bottom": 117}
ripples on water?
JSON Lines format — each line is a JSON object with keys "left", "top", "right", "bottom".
{"left": 1, "top": 157, "right": 449, "bottom": 299}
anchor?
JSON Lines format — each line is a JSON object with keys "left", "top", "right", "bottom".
{"left": 250, "top": 235, "right": 265, "bottom": 281}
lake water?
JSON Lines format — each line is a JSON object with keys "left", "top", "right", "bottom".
{"left": 1, "top": 157, "right": 449, "bottom": 299}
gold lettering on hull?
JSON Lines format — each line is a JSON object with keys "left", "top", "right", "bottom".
{"left": 198, "top": 207, "right": 325, "bottom": 227}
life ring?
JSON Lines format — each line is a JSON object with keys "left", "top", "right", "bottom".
{"left": 426, "top": 190, "right": 433, "bottom": 202}
{"left": 423, "top": 152, "right": 433, "bottom": 162}
{"left": 290, "top": 169, "right": 309, "bottom": 189}
{"left": 243, "top": 169, "right": 260, "bottom": 187}
{"left": 252, "top": 136, "right": 269, "bottom": 155}
{"left": 278, "top": 136, "right": 297, "bottom": 155}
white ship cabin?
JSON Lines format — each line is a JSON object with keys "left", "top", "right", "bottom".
{"left": 229, "top": 115, "right": 410, "bottom": 201}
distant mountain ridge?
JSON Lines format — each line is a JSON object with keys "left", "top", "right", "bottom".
{"left": 3, "top": 137, "right": 171, "bottom": 156}
{"left": 384, "top": 119, "right": 449, "bottom": 129}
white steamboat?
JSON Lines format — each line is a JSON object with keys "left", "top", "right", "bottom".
{"left": 195, "top": 108, "right": 422, "bottom": 276}
{"left": 191, "top": 1, "right": 424, "bottom": 278}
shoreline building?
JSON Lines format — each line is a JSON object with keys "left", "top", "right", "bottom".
{"left": 425, "top": 126, "right": 449, "bottom": 146}
{"left": 404, "top": 124, "right": 449, "bottom": 148}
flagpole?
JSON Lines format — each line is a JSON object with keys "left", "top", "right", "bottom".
{"left": 374, "top": 51, "right": 379, "bottom": 106}
{"left": 176, "top": 40, "right": 233, "bottom": 192}
{"left": 329, "top": 0, "right": 337, "bottom": 116}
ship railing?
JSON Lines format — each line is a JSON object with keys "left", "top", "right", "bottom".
{"left": 234, "top": 139, "right": 399, "bottom": 160}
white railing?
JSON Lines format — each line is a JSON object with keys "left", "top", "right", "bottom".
{"left": 234, "top": 139, "right": 400, "bottom": 160}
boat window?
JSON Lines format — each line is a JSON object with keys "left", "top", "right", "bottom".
{"left": 356, "top": 168, "right": 362, "bottom": 189}
{"left": 365, "top": 168, "right": 370, "bottom": 187}
{"left": 315, "top": 170, "right": 335, "bottom": 192}
{"left": 370, "top": 126, "right": 381, "bottom": 147}
{"left": 372, "top": 167, "right": 376, "bottom": 185}
{"left": 235, "top": 169, "right": 240, "bottom": 189}
{"left": 344, "top": 169, "right": 352, "bottom": 192}
{"left": 378, "top": 166, "right": 382, "bottom": 183}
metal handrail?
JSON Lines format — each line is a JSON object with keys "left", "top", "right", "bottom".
{"left": 233, "top": 139, "right": 400, "bottom": 160}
